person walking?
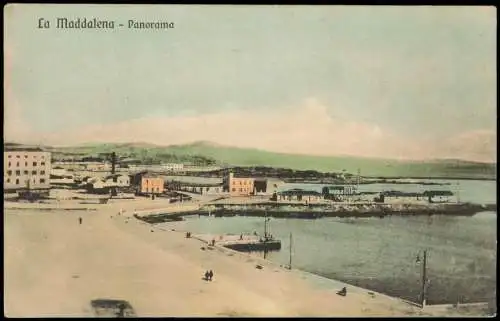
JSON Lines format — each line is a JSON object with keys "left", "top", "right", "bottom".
{"left": 204, "top": 270, "right": 209, "bottom": 281}
{"left": 208, "top": 270, "right": 214, "bottom": 281}
{"left": 78, "top": 217, "right": 82, "bottom": 225}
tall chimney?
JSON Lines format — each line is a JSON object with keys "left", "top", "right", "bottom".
{"left": 111, "top": 152, "right": 116, "bottom": 174}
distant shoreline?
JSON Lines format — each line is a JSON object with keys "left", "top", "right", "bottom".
{"left": 284, "top": 177, "right": 496, "bottom": 185}
{"left": 364, "top": 176, "right": 496, "bottom": 181}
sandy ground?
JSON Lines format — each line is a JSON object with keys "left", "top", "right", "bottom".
{"left": 4, "top": 199, "right": 491, "bottom": 317}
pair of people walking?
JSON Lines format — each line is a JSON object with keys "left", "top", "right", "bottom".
{"left": 204, "top": 270, "right": 214, "bottom": 281}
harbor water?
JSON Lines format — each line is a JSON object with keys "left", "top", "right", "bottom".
{"left": 162, "top": 179, "right": 497, "bottom": 305}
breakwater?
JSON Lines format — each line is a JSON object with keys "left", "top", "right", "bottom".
{"left": 223, "top": 240, "right": 282, "bottom": 252}
{"left": 133, "top": 202, "right": 495, "bottom": 224}
{"left": 134, "top": 213, "right": 184, "bottom": 224}
{"left": 200, "top": 202, "right": 495, "bottom": 218}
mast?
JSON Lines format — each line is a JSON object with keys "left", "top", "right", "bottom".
{"left": 420, "top": 249, "right": 428, "bottom": 308}
{"left": 264, "top": 214, "right": 267, "bottom": 239}
{"left": 110, "top": 152, "right": 117, "bottom": 197}
{"left": 288, "top": 232, "right": 293, "bottom": 269}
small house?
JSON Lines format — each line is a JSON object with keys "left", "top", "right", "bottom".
{"left": 104, "top": 174, "right": 130, "bottom": 187}
{"left": 254, "top": 178, "right": 285, "bottom": 195}
{"left": 274, "top": 188, "right": 323, "bottom": 204}
{"left": 140, "top": 174, "right": 164, "bottom": 194}
{"left": 378, "top": 191, "right": 425, "bottom": 204}
{"left": 423, "top": 190, "right": 454, "bottom": 203}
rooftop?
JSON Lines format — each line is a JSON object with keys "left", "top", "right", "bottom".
{"left": 164, "top": 176, "right": 223, "bottom": 185}
{"left": 104, "top": 173, "right": 129, "bottom": 180}
{"left": 4, "top": 146, "right": 46, "bottom": 152}
{"left": 423, "top": 190, "right": 454, "bottom": 196}
{"left": 381, "top": 191, "right": 422, "bottom": 197}
{"left": 142, "top": 174, "right": 163, "bottom": 179}
{"left": 277, "top": 188, "right": 322, "bottom": 196}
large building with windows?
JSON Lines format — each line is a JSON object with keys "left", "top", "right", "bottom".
{"left": 4, "top": 147, "right": 51, "bottom": 192}
{"left": 223, "top": 172, "right": 255, "bottom": 196}
{"left": 140, "top": 174, "right": 165, "bottom": 195}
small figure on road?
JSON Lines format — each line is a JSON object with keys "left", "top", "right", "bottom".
{"left": 78, "top": 217, "right": 82, "bottom": 225}
{"left": 208, "top": 270, "right": 214, "bottom": 281}
{"left": 204, "top": 270, "right": 210, "bottom": 281}
{"left": 240, "top": 234, "right": 243, "bottom": 240}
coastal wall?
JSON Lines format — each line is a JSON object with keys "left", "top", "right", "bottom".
{"left": 132, "top": 202, "right": 496, "bottom": 224}
{"left": 198, "top": 202, "right": 495, "bottom": 218}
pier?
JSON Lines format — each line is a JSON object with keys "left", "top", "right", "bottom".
{"left": 193, "top": 233, "right": 282, "bottom": 252}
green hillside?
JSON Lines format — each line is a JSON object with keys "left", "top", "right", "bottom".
{"left": 6, "top": 141, "right": 496, "bottom": 179}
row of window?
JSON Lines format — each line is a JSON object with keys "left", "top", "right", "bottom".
{"left": 231, "top": 188, "right": 251, "bottom": 193}
{"left": 144, "top": 179, "right": 162, "bottom": 185}
{"left": 7, "top": 161, "right": 46, "bottom": 167}
{"left": 5, "top": 178, "right": 46, "bottom": 184}
{"left": 231, "top": 180, "right": 252, "bottom": 186}
{"left": 279, "top": 195, "right": 320, "bottom": 199}
{"left": 6, "top": 170, "right": 46, "bottom": 176}
{"left": 144, "top": 187, "right": 161, "bottom": 193}
{"left": 7, "top": 154, "right": 46, "bottom": 159}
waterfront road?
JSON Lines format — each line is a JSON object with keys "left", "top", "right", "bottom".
{"left": 5, "top": 208, "right": 429, "bottom": 317}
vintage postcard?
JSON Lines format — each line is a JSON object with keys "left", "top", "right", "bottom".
{"left": 3, "top": 4, "right": 496, "bottom": 317}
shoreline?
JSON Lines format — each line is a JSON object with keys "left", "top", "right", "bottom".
{"left": 4, "top": 203, "right": 494, "bottom": 317}
{"left": 146, "top": 218, "right": 493, "bottom": 313}
{"left": 3, "top": 208, "right": 424, "bottom": 317}
{"left": 150, "top": 222, "right": 423, "bottom": 309}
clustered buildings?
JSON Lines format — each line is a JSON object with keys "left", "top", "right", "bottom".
{"left": 3, "top": 147, "right": 455, "bottom": 204}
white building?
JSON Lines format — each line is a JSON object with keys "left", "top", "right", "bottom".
{"left": 163, "top": 163, "right": 184, "bottom": 171}
{"left": 52, "top": 161, "right": 111, "bottom": 171}
{"left": 274, "top": 189, "right": 323, "bottom": 203}
{"left": 128, "top": 163, "right": 184, "bottom": 172}
{"left": 103, "top": 174, "right": 130, "bottom": 187}
{"left": 89, "top": 174, "right": 130, "bottom": 189}
{"left": 4, "top": 148, "right": 51, "bottom": 192}
{"left": 379, "top": 191, "right": 427, "bottom": 204}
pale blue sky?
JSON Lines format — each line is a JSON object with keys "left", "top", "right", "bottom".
{"left": 4, "top": 5, "right": 497, "bottom": 161}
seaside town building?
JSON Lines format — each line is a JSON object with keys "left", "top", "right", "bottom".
{"left": 52, "top": 161, "right": 111, "bottom": 171}
{"left": 128, "top": 163, "right": 185, "bottom": 172}
{"left": 140, "top": 174, "right": 164, "bottom": 194}
{"left": 223, "top": 171, "right": 255, "bottom": 196}
{"left": 423, "top": 190, "right": 454, "bottom": 203}
{"left": 165, "top": 176, "right": 224, "bottom": 195}
{"left": 378, "top": 191, "right": 427, "bottom": 204}
{"left": 4, "top": 147, "right": 51, "bottom": 193}
{"left": 254, "top": 178, "right": 285, "bottom": 195}
{"left": 273, "top": 188, "right": 323, "bottom": 204}
{"left": 50, "top": 167, "right": 75, "bottom": 187}
{"left": 376, "top": 190, "right": 455, "bottom": 204}
{"left": 322, "top": 185, "right": 362, "bottom": 202}
{"left": 172, "top": 183, "right": 223, "bottom": 195}
{"left": 103, "top": 174, "right": 131, "bottom": 187}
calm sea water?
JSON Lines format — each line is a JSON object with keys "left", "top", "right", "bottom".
{"left": 163, "top": 180, "right": 497, "bottom": 305}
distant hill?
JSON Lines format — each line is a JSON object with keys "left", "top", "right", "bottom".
{"left": 4, "top": 141, "right": 496, "bottom": 179}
